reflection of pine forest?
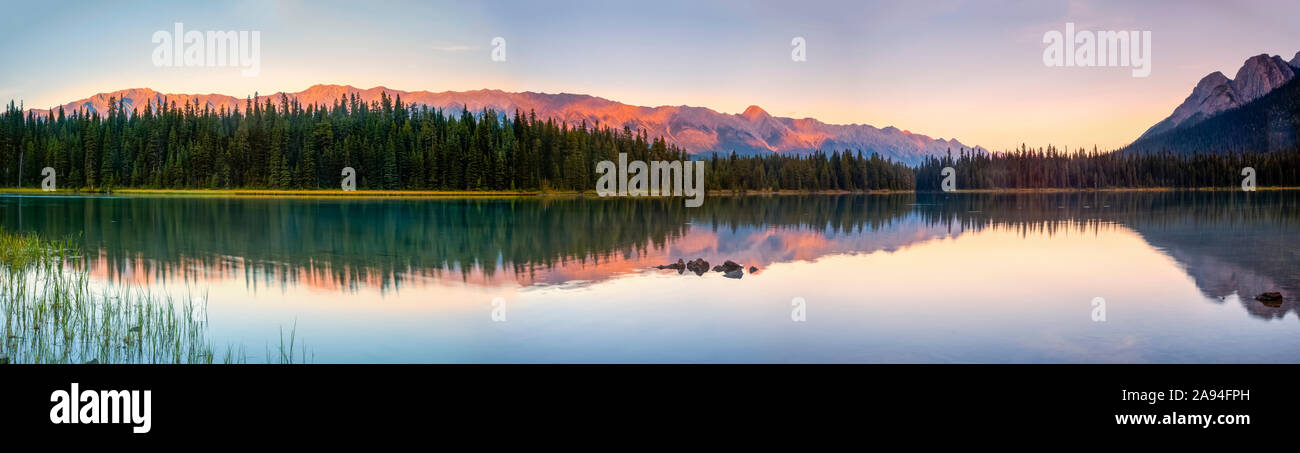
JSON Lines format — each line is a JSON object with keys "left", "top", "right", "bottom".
{"left": 3, "top": 191, "right": 1296, "bottom": 294}
{"left": 2, "top": 96, "right": 1299, "bottom": 192}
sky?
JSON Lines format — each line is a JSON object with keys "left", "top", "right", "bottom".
{"left": 2, "top": 0, "right": 1299, "bottom": 150}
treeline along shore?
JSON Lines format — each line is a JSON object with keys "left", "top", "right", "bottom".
{"left": 2, "top": 94, "right": 1299, "bottom": 194}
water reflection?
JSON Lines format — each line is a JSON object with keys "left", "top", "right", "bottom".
{"left": 1, "top": 191, "right": 1297, "bottom": 323}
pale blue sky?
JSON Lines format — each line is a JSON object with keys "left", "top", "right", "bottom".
{"left": 2, "top": 0, "right": 1298, "bottom": 149}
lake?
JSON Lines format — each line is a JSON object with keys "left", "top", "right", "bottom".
{"left": 1, "top": 191, "right": 1297, "bottom": 363}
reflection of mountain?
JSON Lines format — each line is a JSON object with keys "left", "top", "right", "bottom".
{"left": 1, "top": 196, "right": 690, "bottom": 291}
{"left": 0, "top": 195, "right": 965, "bottom": 291}
{"left": 921, "top": 191, "right": 1300, "bottom": 321}
{"left": 2, "top": 191, "right": 1297, "bottom": 322}
{"left": 919, "top": 191, "right": 1300, "bottom": 320}
{"left": 1160, "top": 247, "right": 1293, "bottom": 319}
{"left": 1114, "top": 193, "right": 1300, "bottom": 320}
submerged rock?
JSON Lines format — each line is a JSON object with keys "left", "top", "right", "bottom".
{"left": 656, "top": 259, "right": 686, "bottom": 271}
{"left": 1256, "top": 292, "right": 1284, "bottom": 306}
{"left": 1256, "top": 292, "right": 1283, "bottom": 300}
{"left": 723, "top": 269, "right": 744, "bottom": 279}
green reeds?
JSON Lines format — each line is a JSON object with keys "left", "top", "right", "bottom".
{"left": 265, "top": 320, "right": 312, "bottom": 364}
{"left": 0, "top": 231, "right": 251, "bottom": 364}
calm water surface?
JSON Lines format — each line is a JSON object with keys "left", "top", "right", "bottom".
{"left": 1, "top": 192, "right": 1297, "bottom": 363}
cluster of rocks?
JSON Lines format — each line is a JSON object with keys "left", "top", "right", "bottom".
{"left": 655, "top": 258, "right": 758, "bottom": 279}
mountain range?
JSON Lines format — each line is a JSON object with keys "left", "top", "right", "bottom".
{"left": 1139, "top": 52, "right": 1299, "bottom": 140}
{"left": 27, "top": 85, "right": 981, "bottom": 165}
{"left": 27, "top": 48, "right": 1300, "bottom": 163}
{"left": 1125, "top": 51, "right": 1300, "bottom": 155}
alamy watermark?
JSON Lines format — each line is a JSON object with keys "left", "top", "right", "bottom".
{"left": 50, "top": 383, "right": 151, "bottom": 434}
{"left": 41, "top": 167, "right": 56, "bottom": 192}
{"left": 1091, "top": 296, "right": 1107, "bottom": 322}
{"left": 596, "top": 153, "right": 705, "bottom": 207}
{"left": 341, "top": 167, "right": 356, "bottom": 191}
{"left": 491, "top": 37, "right": 506, "bottom": 62}
{"left": 152, "top": 23, "right": 261, "bottom": 77}
{"left": 940, "top": 166, "right": 956, "bottom": 192}
{"left": 491, "top": 297, "right": 507, "bottom": 322}
{"left": 1241, "top": 167, "right": 1256, "bottom": 192}
{"left": 1043, "top": 22, "right": 1151, "bottom": 77}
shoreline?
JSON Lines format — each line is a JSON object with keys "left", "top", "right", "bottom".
{"left": 0, "top": 186, "right": 1297, "bottom": 198}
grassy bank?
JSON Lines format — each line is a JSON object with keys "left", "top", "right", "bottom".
{"left": 0, "top": 231, "right": 315, "bottom": 364}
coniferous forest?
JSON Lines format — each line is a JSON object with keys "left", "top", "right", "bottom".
{"left": 1, "top": 94, "right": 1297, "bottom": 193}
{"left": 914, "top": 146, "right": 1300, "bottom": 191}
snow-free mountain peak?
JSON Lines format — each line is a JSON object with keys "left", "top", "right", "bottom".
{"left": 27, "top": 85, "right": 983, "bottom": 165}
{"left": 1138, "top": 52, "right": 1298, "bottom": 140}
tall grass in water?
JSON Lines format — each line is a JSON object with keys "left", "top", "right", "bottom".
{"left": 0, "top": 231, "right": 250, "bottom": 364}
{"left": 265, "top": 320, "right": 312, "bottom": 364}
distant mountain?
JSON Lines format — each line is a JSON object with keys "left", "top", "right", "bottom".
{"left": 1124, "top": 52, "right": 1300, "bottom": 155}
{"left": 1137, "top": 53, "right": 1297, "bottom": 141}
{"left": 26, "top": 85, "right": 981, "bottom": 165}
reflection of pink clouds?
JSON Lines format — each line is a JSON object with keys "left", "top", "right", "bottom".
{"left": 523, "top": 254, "right": 664, "bottom": 284}
{"left": 535, "top": 218, "right": 965, "bottom": 285}
{"left": 662, "top": 230, "right": 720, "bottom": 256}
{"left": 774, "top": 230, "right": 833, "bottom": 261}
{"left": 73, "top": 217, "right": 969, "bottom": 292}
{"left": 715, "top": 218, "right": 967, "bottom": 268}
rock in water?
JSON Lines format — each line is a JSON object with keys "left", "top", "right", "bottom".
{"left": 686, "top": 258, "right": 710, "bottom": 276}
{"left": 718, "top": 260, "right": 743, "bottom": 273}
{"left": 724, "top": 269, "right": 744, "bottom": 279}
{"left": 1256, "top": 292, "right": 1284, "bottom": 306}
{"left": 749, "top": 266, "right": 758, "bottom": 273}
